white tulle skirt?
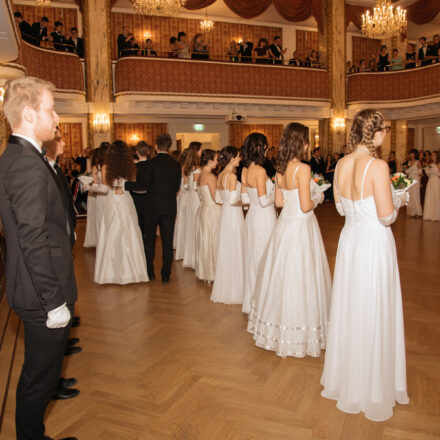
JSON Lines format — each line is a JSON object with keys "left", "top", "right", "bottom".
{"left": 406, "top": 177, "right": 422, "bottom": 216}
{"left": 94, "top": 190, "right": 149, "bottom": 285}
{"left": 321, "top": 222, "right": 409, "bottom": 421}
{"left": 423, "top": 175, "right": 440, "bottom": 221}
{"left": 84, "top": 192, "right": 97, "bottom": 247}
{"left": 182, "top": 190, "right": 201, "bottom": 269}
{"left": 175, "top": 189, "right": 189, "bottom": 260}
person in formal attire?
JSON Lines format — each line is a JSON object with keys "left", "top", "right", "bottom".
{"left": 192, "top": 33, "right": 209, "bottom": 60}
{"left": 117, "top": 25, "right": 130, "bottom": 58}
{"left": 423, "top": 150, "right": 440, "bottom": 221}
{"left": 310, "top": 147, "right": 326, "bottom": 175}
{"left": 239, "top": 37, "right": 253, "bottom": 63}
{"left": 376, "top": 45, "right": 390, "bottom": 71}
{"left": 168, "top": 36, "right": 178, "bottom": 57}
{"left": 51, "top": 21, "right": 69, "bottom": 52}
{"left": 405, "top": 43, "right": 417, "bottom": 68}
{"left": 288, "top": 50, "right": 302, "bottom": 66}
{"left": 227, "top": 40, "right": 239, "bottom": 62}
{"left": 143, "top": 38, "right": 157, "bottom": 57}
{"left": 389, "top": 48, "right": 404, "bottom": 70}
{"left": 177, "top": 31, "right": 191, "bottom": 59}
{"left": 241, "top": 133, "right": 276, "bottom": 314}
{"left": 418, "top": 37, "right": 431, "bottom": 66}
{"left": 254, "top": 38, "right": 270, "bottom": 64}
{"left": 211, "top": 146, "right": 245, "bottom": 304}
{"left": 305, "top": 50, "right": 320, "bottom": 68}
{"left": 174, "top": 149, "right": 189, "bottom": 259}
{"left": 403, "top": 149, "right": 423, "bottom": 217}
{"left": 67, "top": 27, "right": 84, "bottom": 58}
{"left": 430, "top": 34, "right": 440, "bottom": 63}
{"left": 248, "top": 122, "right": 330, "bottom": 358}
{"left": 83, "top": 147, "right": 100, "bottom": 247}
{"left": 31, "top": 16, "right": 49, "bottom": 46}
{"left": 388, "top": 150, "right": 397, "bottom": 174}
{"left": 0, "top": 77, "right": 77, "bottom": 440}
{"left": 14, "top": 12, "right": 35, "bottom": 45}
{"left": 269, "top": 35, "right": 287, "bottom": 65}
{"left": 321, "top": 109, "right": 409, "bottom": 421}
{"left": 125, "top": 134, "right": 181, "bottom": 283}
{"left": 121, "top": 34, "right": 140, "bottom": 57}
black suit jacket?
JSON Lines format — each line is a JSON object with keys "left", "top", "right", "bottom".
{"left": 117, "top": 33, "right": 128, "bottom": 57}
{"left": 239, "top": 41, "right": 253, "bottom": 62}
{"left": 418, "top": 46, "right": 432, "bottom": 66}
{"left": 129, "top": 160, "right": 149, "bottom": 214}
{"left": 31, "top": 22, "right": 47, "bottom": 45}
{"left": 19, "top": 20, "right": 35, "bottom": 44}
{"left": 0, "top": 136, "right": 77, "bottom": 312}
{"left": 68, "top": 37, "right": 84, "bottom": 58}
{"left": 51, "top": 31, "right": 69, "bottom": 51}
{"left": 310, "top": 156, "right": 326, "bottom": 175}
{"left": 125, "top": 153, "right": 181, "bottom": 216}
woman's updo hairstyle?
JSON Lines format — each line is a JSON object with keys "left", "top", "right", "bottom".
{"left": 348, "top": 109, "right": 384, "bottom": 157}
{"left": 200, "top": 149, "right": 217, "bottom": 167}
{"left": 276, "top": 122, "right": 309, "bottom": 174}
{"left": 242, "top": 132, "right": 268, "bottom": 167}
{"left": 218, "top": 146, "right": 239, "bottom": 169}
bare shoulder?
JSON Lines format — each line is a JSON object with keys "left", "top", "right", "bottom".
{"left": 228, "top": 173, "right": 237, "bottom": 183}
{"left": 370, "top": 158, "right": 389, "bottom": 175}
{"left": 298, "top": 163, "right": 311, "bottom": 175}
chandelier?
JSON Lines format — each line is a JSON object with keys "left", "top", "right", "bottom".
{"left": 362, "top": 0, "right": 407, "bottom": 39}
{"left": 132, "top": 0, "right": 186, "bottom": 15}
{"left": 200, "top": 9, "right": 214, "bottom": 32}
{"left": 35, "top": 0, "right": 50, "bottom": 6}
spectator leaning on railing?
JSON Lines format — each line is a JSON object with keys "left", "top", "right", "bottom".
{"left": 143, "top": 38, "right": 157, "bottom": 57}
{"left": 51, "top": 21, "right": 70, "bottom": 52}
{"left": 67, "top": 27, "right": 84, "bottom": 58}
{"left": 390, "top": 48, "right": 404, "bottom": 70}
{"left": 31, "top": 16, "right": 49, "bottom": 46}
{"left": 14, "top": 12, "right": 36, "bottom": 45}
{"left": 405, "top": 43, "right": 417, "bottom": 68}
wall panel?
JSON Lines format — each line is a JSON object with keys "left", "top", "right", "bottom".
{"left": 59, "top": 123, "right": 84, "bottom": 158}
{"left": 114, "top": 123, "right": 169, "bottom": 146}
{"left": 229, "top": 123, "right": 283, "bottom": 149}
{"left": 351, "top": 36, "right": 380, "bottom": 66}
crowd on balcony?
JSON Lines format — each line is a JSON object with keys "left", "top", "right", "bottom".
{"left": 116, "top": 26, "right": 324, "bottom": 68}
{"left": 14, "top": 12, "right": 84, "bottom": 58}
{"left": 347, "top": 35, "right": 440, "bottom": 74}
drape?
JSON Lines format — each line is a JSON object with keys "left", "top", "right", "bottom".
{"left": 345, "top": 4, "right": 371, "bottom": 29}
{"left": 407, "top": 0, "right": 440, "bottom": 25}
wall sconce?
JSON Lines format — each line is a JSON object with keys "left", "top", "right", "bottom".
{"left": 93, "top": 113, "right": 110, "bottom": 133}
{"left": 144, "top": 31, "right": 152, "bottom": 39}
{"left": 314, "top": 133, "right": 319, "bottom": 147}
{"left": 237, "top": 38, "right": 243, "bottom": 44}
{"left": 130, "top": 134, "right": 140, "bottom": 143}
{"left": 332, "top": 118, "right": 346, "bottom": 132}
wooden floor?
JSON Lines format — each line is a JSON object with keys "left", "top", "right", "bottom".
{"left": 1, "top": 204, "right": 439, "bottom": 440}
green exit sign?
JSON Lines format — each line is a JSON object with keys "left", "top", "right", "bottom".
{"left": 193, "top": 124, "right": 205, "bottom": 131}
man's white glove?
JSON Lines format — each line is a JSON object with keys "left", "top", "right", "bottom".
{"left": 46, "top": 303, "right": 71, "bottom": 329}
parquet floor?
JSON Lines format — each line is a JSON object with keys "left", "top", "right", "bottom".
{"left": 1, "top": 204, "right": 439, "bottom": 440}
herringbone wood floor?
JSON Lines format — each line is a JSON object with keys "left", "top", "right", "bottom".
{"left": 1, "top": 204, "right": 439, "bottom": 440}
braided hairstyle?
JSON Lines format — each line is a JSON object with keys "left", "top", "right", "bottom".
{"left": 218, "top": 146, "right": 239, "bottom": 170}
{"left": 348, "top": 109, "right": 384, "bottom": 157}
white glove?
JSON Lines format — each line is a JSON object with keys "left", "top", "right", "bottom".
{"left": 378, "top": 190, "right": 409, "bottom": 227}
{"left": 311, "top": 190, "right": 324, "bottom": 208}
{"left": 91, "top": 183, "right": 109, "bottom": 195}
{"left": 258, "top": 193, "right": 274, "bottom": 208}
{"left": 241, "top": 192, "right": 250, "bottom": 205}
{"left": 229, "top": 190, "right": 240, "bottom": 206}
{"left": 335, "top": 202, "right": 345, "bottom": 216}
{"left": 215, "top": 190, "right": 223, "bottom": 204}
{"left": 46, "top": 302, "right": 71, "bottom": 329}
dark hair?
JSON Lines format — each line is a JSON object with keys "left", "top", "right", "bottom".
{"left": 170, "top": 150, "right": 181, "bottom": 162}
{"left": 420, "top": 36, "right": 427, "bottom": 41}
{"left": 409, "top": 148, "right": 419, "bottom": 160}
{"left": 54, "top": 21, "right": 63, "bottom": 27}
{"left": 184, "top": 142, "right": 202, "bottom": 176}
{"left": 257, "top": 38, "right": 268, "bottom": 49}
{"left": 380, "top": 45, "right": 387, "bottom": 50}
{"left": 97, "top": 141, "right": 110, "bottom": 167}
{"left": 170, "top": 36, "right": 177, "bottom": 44}
{"left": 71, "top": 27, "right": 78, "bottom": 32}
{"left": 104, "top": 140, "right": 136, "bottom": 185}
{"left": 177, "top": 31, "right": 186, "bottom": 41}
{"left": 313, "top": 147, "right": 320, "bottom": 153}
{"left": 348, "top": 109, "right": 384, "bottom": 157}
{"left": 14, "top": 12, "right": 22, "bottom": 18}
{"left": 41, "top": 16, "right": 49, "bottom": 22}
{"left": 130, "top": 145, "right": 138, "bottom": 161}
{"left": 434, "top": 34, "right": 439, "bottom": 39}
{"left": 136, "top": 140, "right": 151, "bottom": 157}
{"left": 156, "top": 133, "right": 172, "bottom": 151}
{"left": 276, "top": 123, "right": 309, "bottom": 174}
{"left": 200, "top": 149, "right": 217, "bottom": 167}
{"left": 359, "top": 58, "right": 365, "bottom": 64}
{"left": 242, "top": 132, "right": 267, "bottom": 167}
{"left": 392, "top": 49, "right": 398, "bottom": 53}
{"left": 274, "top": 35, "right": 281, "bottom": 41}
{"left": 146, "top": 38, "right": 152, "bottom": 43}
{"left": 218, "top": 146, "right": 239, "bottom": 169}
{"left": 91, "top": 148, "right": 100, "bottom": 167}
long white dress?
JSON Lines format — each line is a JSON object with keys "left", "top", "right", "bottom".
{"left": 94, "top": 180, "right": 149, "bottom": 285}
{"left": 423, "top": 163, "right": 440, "bottom": 221}
{"left": 182, "top": 169, "right": 201, "bottom": 269}
{"left": 83, "top": 189, "right": 97, "bottom": 247}
{"left": 210, "top": 178, "right": 245, "bottom": 304}
{"left": 195, "top": 185, "right": 221, "bottom": 282}
{"left": 248, "top": 166, "right": 332, "bottom": 358}
{"left": 174, "top": 177, "right": 189, "bottom": 259}
{"left": 242, "top": 180, "right": 276, "bottom": 314}
{"left": 405, "top": 161, "right": 422, "bottom": 216}
{"left": 321, "top": 159, "right": 409, "bottom": 422}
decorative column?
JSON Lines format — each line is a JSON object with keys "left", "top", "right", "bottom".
{"left": 83, "top": 0, "right": 113, "bottom": 147}
{"left": 392, "top": 120, "right": 408, "bottom": 169}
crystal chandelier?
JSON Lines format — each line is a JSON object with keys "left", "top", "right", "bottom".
{"left": 132, "top": 0, "right": 186, "bottom": 16}
{"left": 200, "top": 9, "right": 214, "bottom": 32}
{"left": 362, "top": 0, "right": 407, "bottom": 39}
{"left": 35, "top": 0, "right": 50, "bottom": 6}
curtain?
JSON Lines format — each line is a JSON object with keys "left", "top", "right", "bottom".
{"left": 407, "top": 0, "right": 440, "bottom": 25}
{"left": 185, "top": 0, "right": 217, "bottom": 10}
{"left": 345, "top": 4, "right": 371, "bottom": 29}
{"left": 223, "top": 0, "right": 272, "bottom": 19}
{"left": 273, "top": 0, "right": 323, "bottom": 31}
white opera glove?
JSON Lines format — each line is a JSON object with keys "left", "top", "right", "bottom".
{"left": 258, "top": 193, "right": 274, "bottom": 208}
{"left": 335, "top": 202, "right": 345, "bottom": 216}
{"left": 311, "top": 190, "right": 324, "bottom": 208}
{"left": 241, "top": 192, "right": 250, "bottom": 205}
{"left": 91, "top": 183, "right": 109, "bottom": 195}
{"left": 183, "top": 183, "right": 189, "bottom": 190}
{"left": 46, "top": 302, "right": 71, "bottom": 329}
{"left": 229, "top": 190, "right": 240, "bottom": 206}
{"left": 378, "top": 191, "right": 409, "bottom": 227}
{"left": 215, "top": 190, "right": 223, "bottom": 204}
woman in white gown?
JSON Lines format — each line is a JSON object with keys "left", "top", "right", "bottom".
{"left": 321, "top": 109, "right": 410, "bottom": 422}
{"left": 195, "top": 149, "right": 221, "bottom": 282}
{"left": 174, "top": 149, "right": 189, "bottom": 258}
{"left": 248, "top": 123, "right": 331, "bottom": 358}
{"left": 211, "top": 146, "right": 245, "bottom": 304}
{"left": 241, "top": 133, "right": 276, "bottom": 314}
{"left": 423, "top": 151, "right": 440, "bottom": 221}
{"left": 404, "top": 149, "right": 422, "bottom": 217}
{"left": 94, "top": 140, "right": 149, "bottom": 285}
{"left": 182, "top": 142, "right": 202, "bottom": 269}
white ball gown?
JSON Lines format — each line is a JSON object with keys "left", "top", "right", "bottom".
{"left": 182, "top": 169, "right": 201, "bottom": 269}
{"left": 242, "top": 179, "right": 276, "bottom": 314}
{"left": 195, "top": 185, "right": 221, "bottom": 282}
{"left": 423, "top": 163, "right": 440, "bottom": 221}
{"left": 210, "top": 178, "right": 245, "bottom": 304}
{"left": 83, "top": 186, "right": 97, "bottom": 247}
{"left": 248, "top": 165, "right": 332, "bottom": 357}
{"left": 321, "top": 159, "right": 409, "bottom": 422}
{"left": 174, "top": 177, "right": 189, "bottom": 259}
{"left": 94, "top": 179, "right": 149, "bottom": 284}
{"left": 405, "top": 160, "right": 422, "bottom": 216}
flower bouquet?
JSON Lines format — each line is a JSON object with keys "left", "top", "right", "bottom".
{"left": 311, "top": 173, "right": 331, "bottom": 193}
{"left": 390, "top": 172, "right": 416, "bottom": 194}
{"left": 78, "top": 172, "right": 94, "bottom": 188}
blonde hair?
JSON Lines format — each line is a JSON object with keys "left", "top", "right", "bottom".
{"left": 348, "top": 109, "right": 384, "bottom": 157}
{"left": 3, "top": 77, "right": 55, "bottom": 128}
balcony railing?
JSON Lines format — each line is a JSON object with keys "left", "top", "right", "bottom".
{"left": 16, "top": 40, "right": 85, "bottom": 93}
{"left": 114, "top": 57, "right": 330, "bottom": 101}
{"left": 347, "top": 63, "right": 440, "bottom": 104}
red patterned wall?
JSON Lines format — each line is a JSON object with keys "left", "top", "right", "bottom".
{"left": 229, "top": 123, "right": 283, "bottom": 149}
{"left": 114, "top": 123, "right": 169, "bottom": 146}
{"left": 351, "top": 36, "right": 380, "bottom": 66}
{"left": 111, "top": 12, "right": 282, "bottom": 60}
{"left": 17, "top": 41, "right": 85, "bottom": 92}
{"left": 59, "top": 123, "right": 83, "bottom": 158}
{"left": 295, "top": 30, "right": 318, "bottom": 60}
{"left": 115, "top": 58, "right": 329, "bottom": 100}
{"left": 347, "top": 63, "right": 440, "bottom": 102}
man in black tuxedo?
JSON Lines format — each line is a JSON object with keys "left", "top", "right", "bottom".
{"left": 125, "top": 134, "right": 181, "bottom": 283}
{"left": 117, "top": 26, "right": 130, "bottom": 58}
{"left": 418, "top": 36, "right": 433, "bottom": 66}
{"left": 14, "top": 12, "right": 35, "bottom": 45}
{"left": 0, "top": 77, "right": 77, "bottom": 440}
{"left": 31, "top": 16, "right": 49, "bottom": 46}
{"left": 428, "top": 34, "right": 440, "bottom": 63}
{"left": 269, "top": 36, "right": 287, "bottom": 65}
{"left": 67, "top": 27, "right": 84, "bottom": 58}
{"left": 310, "top": 147, "right": 326, "bottom": 175}
{"left": 51, "top": 21, "right": 69, "bottom": 52}
{"left": 239, "top": 38, "right": 253, "bottom": 63}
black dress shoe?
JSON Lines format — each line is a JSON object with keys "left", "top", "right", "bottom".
{"left": 43, "top": 436, "right": 78, "bottom": 440}
{"left": 67, "top": 337, "right": 80, "bottom": 346}
{"left": 59, "top": 377, "right": 78, "bottom": 387}
{"left": 52, "top": 387, "right": 80, "bottom": 400}
{"left": 73, "top": 316, "right": 80, "bottom": 322}
{"left": 149, "top": 274, "right": 155, "bottom": 281}
{"left": 71, "top": 320, "right": 80, "bottom": 328}
{"left": 162, "top": 276, "right": 170, "bottom": 284}
{"left": 65, "top": 345, "right": 82, "bottom": 356}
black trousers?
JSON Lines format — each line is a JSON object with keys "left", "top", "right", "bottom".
{"left": 14, "top": 305, "right": 73, "bottom": 440}
{"left": 144, "top": 214, "right": 176, "bottom": 279}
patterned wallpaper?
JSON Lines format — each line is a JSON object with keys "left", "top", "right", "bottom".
{"left": 114, "top": 123, "right": 169, "bottom": 146}
{"left": 229, "top": 124, "right": 283, "bottom": 149}
{"left": 111, "top": 12, "right": 282, "bottom": 60}
{"left": 295, "top": 30, "right": 319, "bottom": 60}
{"left": 115, "top": 58, "right": 330, "bottom": 100}
{"left": 59, "top": 123, "right": 83, "bottom": 158}
{"left": 351, "top": 36, "right": 380, "bottom": 66}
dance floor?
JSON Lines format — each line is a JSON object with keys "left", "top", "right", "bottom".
{"left": 1, "top": 204, "right": 439, "bottom": 440}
